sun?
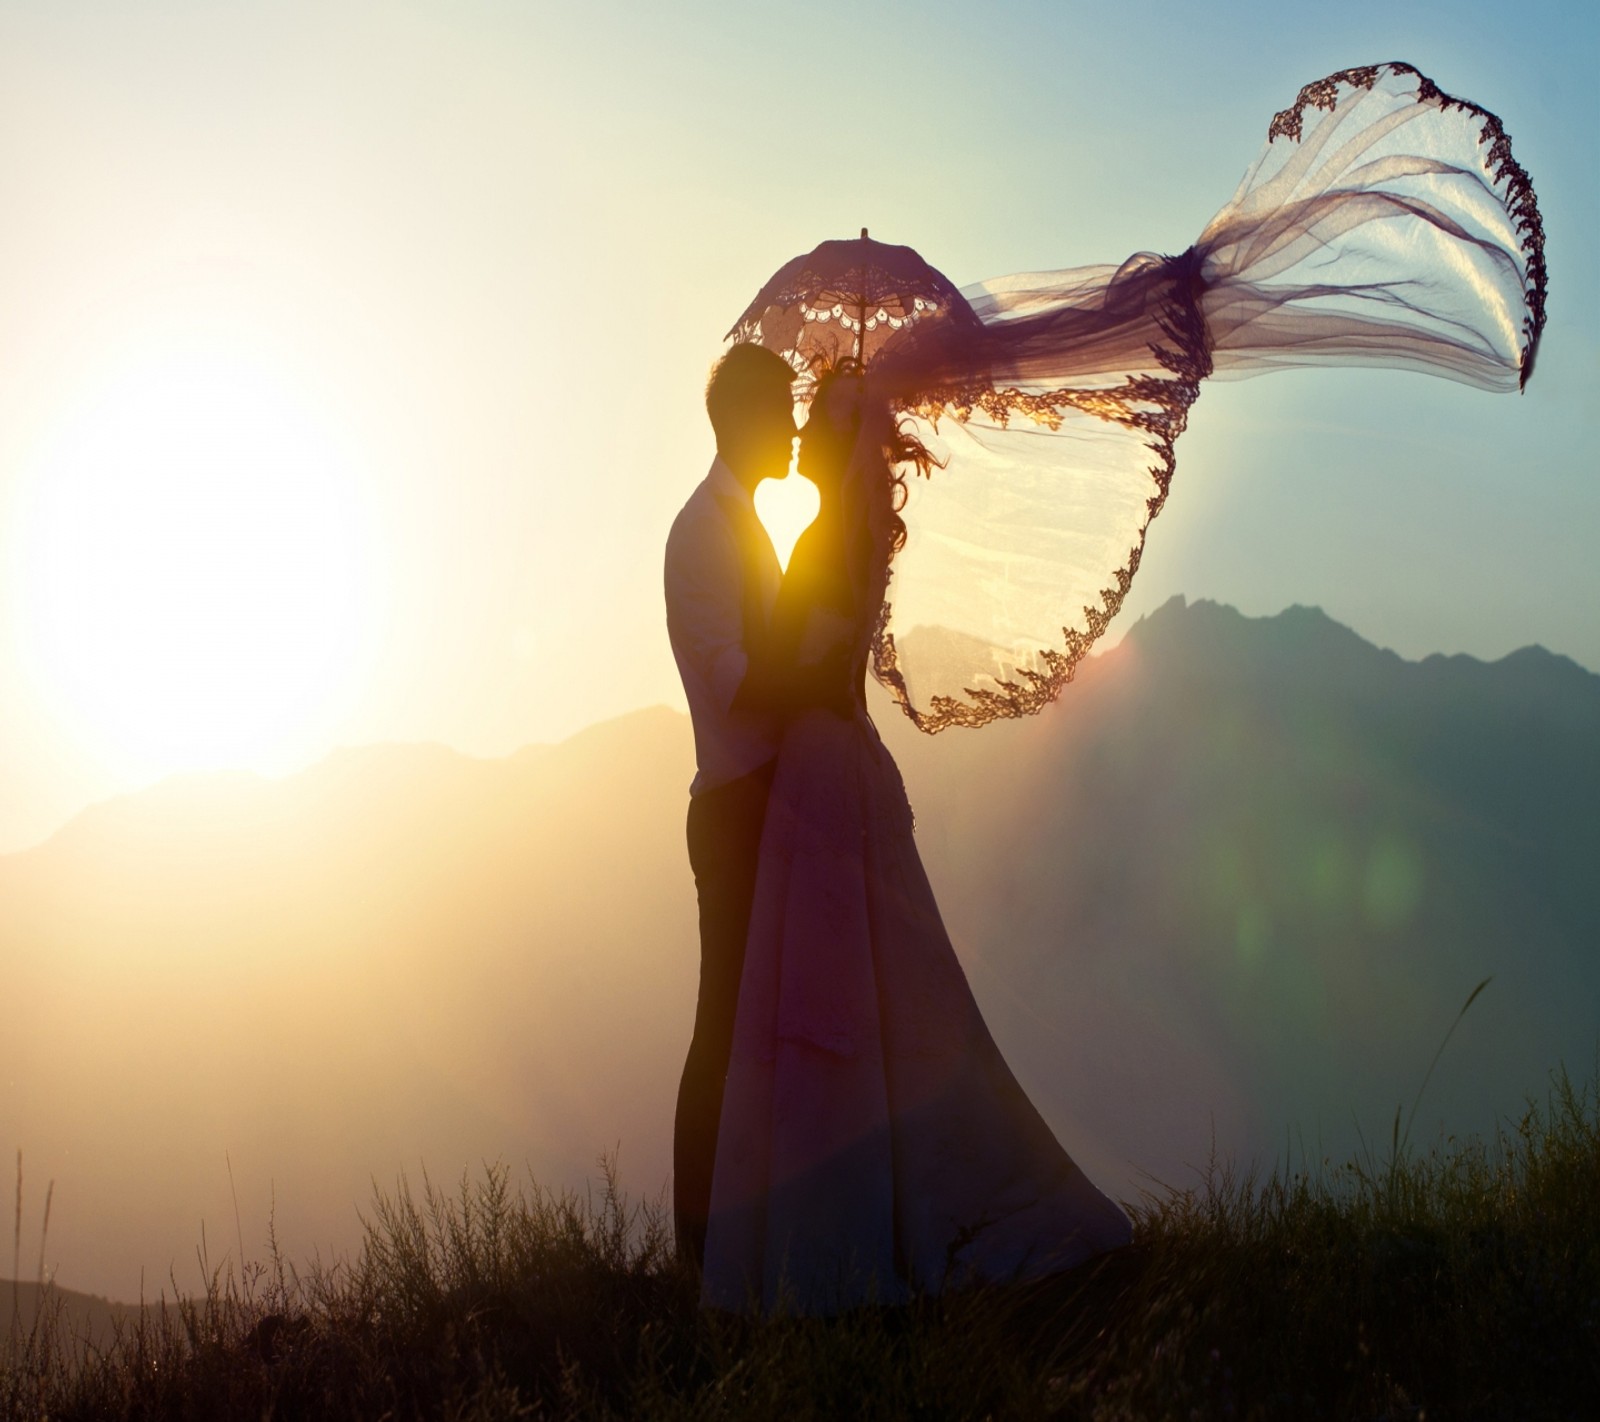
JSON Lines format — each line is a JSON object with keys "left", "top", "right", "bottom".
{"left": 11, "top": 346, "right": 382, "bottom": 779}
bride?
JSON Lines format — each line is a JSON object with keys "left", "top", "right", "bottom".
{"left": 698, "top": 61, "right": 1546, "bottom": 1313}
{"left": 701, "top": 363, "right": 1133, "bottom": 1312}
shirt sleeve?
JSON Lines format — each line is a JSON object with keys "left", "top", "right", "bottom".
{"left": 665, "top": 511, "right": 749, "bottom": 715}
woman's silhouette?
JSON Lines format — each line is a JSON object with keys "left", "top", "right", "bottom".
{"left": 702, "top": 365, "right": 1132, "bottom": 1311}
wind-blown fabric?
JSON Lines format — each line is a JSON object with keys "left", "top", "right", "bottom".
{"left": 738, "top": 63, "right": 1548, "bottom": 732}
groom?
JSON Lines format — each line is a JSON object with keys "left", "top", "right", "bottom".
{"left": 664, "top": 342, "right": 797, "bottom": 1270}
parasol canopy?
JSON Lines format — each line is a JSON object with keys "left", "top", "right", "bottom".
{"left": 725, "top": 228, "right": 982, "bottom": 374}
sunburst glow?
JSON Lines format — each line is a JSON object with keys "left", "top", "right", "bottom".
{"left": 754, "top": 472, "right": 820, "bottom": 572}
{"left": 11, "top": 346, "right": 382, "bottom": 778}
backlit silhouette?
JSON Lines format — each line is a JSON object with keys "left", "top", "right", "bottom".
{"left": 667, "top": 62, "right": 1546, "bottom": 1313}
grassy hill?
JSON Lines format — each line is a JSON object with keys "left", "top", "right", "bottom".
{"left": 3, "top": 1065, "right": 1596, "bottom": 1419}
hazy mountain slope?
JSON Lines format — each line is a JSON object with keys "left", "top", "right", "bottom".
{"left": 3, "top": 601, "right": 1595, "bottom": 1301}
{"left": 0, "top": 1278, "right": 149, "bottom": 1355}
{"left": 885, "top": 599, "right": 1599, "bottom": 1182}
{"left": 2, "top": 708, "right": 701, "bottom": 1302}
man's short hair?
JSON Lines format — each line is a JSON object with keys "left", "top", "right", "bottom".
{"left": 705, "top": 343, "right": 796, "bottom": 445}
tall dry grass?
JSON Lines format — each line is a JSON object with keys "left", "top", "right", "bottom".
{"left": 4, "top": 1063, "right": 1597, "bottom": 1420}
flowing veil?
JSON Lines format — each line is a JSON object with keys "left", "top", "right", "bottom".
{"left": 743, "top": 63, "right": 1548, "bottom": 733}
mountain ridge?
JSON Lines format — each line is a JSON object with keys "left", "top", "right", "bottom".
{"left": 12, "top": 600, "right": 1592, "bottom": 865}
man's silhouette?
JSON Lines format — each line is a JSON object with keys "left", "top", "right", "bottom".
{"left": 664, "top": 343, "right": 796, "bottom": 1269}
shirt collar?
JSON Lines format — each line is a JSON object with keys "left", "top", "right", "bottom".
{"left": 708, "top": 456, "right": 755, "bottom": 509}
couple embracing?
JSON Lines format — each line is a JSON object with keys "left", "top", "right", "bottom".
{"left": 660, "top": 59, "right": 1549, "bottom": 1315}
{"left": 664, "top": 343, "right": 1131, "bottom": 1314}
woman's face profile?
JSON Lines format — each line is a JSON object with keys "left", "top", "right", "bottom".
{"left": 798, "top": 378, "right": 861, "bottom": 487}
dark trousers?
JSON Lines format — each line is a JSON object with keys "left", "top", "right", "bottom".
{"left": 673, "top": 759, "right": 775, "bottom": 1271}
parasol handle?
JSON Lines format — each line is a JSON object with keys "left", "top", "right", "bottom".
{"left": 856, "top": 228, "right": 870, "bottom": 361}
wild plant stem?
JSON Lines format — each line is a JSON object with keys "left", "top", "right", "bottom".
{"left": 37, "top": 1184, "right": 53, "bottom": 1291}
{"left": 11, "top": 1151, "right": 20, "bottom": 1350}
{"left": 1390, "top": 976, "right": 1492, "bottom": 1195}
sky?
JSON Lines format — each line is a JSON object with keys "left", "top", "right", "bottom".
{"left": 0, "top": 0, "right": 1595, "bottom": 852}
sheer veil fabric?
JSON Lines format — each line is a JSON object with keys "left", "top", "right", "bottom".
{"left": 733, "top": 63, "right": 1547, "bottom": 732}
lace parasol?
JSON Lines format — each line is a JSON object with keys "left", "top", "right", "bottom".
{"left": 726, "top": 228, "right": 983, "bottom": 376}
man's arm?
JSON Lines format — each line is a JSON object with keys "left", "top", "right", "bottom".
{"left": 733, "top": 642, "right": 853, "bottom": 719}
{"left": 665, "top": 514, "right": 750, "bottom": 716}
{"left": 666, "top": 506, "right": 851, "bottom": 722}
{"left": 731, "top": 555, "right": 854, "bottom": 720}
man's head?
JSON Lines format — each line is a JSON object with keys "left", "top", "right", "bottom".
{"left": 705, "top": 343, "right": 798, "bottom": 489}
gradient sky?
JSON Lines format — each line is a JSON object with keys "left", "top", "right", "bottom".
{"left": 0, "top": 0, "right": 1595, "bottom": 852}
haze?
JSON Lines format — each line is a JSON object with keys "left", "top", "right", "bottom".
{"left": 0, "top": 0, "right": 1594, "bottom": 851}
{"left": 0, "top": 0, "right": 1596, "bottom": 1303}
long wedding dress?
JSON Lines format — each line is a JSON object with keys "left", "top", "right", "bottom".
{"left": 701, "top": 451, "right": 1132, "bottom": 1313}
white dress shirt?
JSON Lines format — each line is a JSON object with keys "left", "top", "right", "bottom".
{"left": 665, "top": 458, "right": 783, "bottom": 795}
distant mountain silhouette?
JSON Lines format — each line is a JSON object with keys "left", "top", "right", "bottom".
{"left": 1, "top": 1278, "right": 149, "bottom": 1354}
{"left": 3, "top": 599, "right": 1595, "bottom": 1302}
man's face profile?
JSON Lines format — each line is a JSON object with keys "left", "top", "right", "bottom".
{"left": 748, "top": 381, "right": 798, "bottom": 482}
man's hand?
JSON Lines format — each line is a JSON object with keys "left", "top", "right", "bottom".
{"left": 791, "top": 645, "right": 856, "bottom": 719}
{"left": 733, "top": 642, "right": 855, "bottom": 720}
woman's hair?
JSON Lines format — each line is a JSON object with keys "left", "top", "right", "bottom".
{"left": 807, "top": 358, "right": 938, "bottom": 558}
